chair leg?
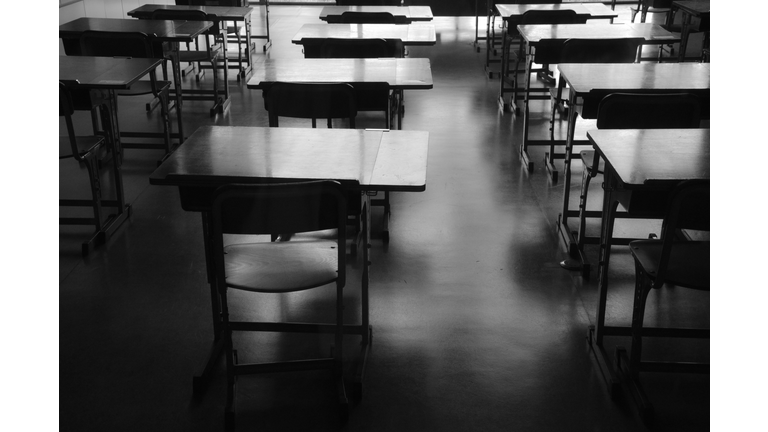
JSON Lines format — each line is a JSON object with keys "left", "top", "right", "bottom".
{"left": 84, "top": 155, "right": 104, "bottom": 233}
{"left": 629, "top": 270, "right": 653, "bottom": 380}
{"left": 222, "top": 292, "right": 236, "bottom": 430}
{"left": 210, "top": 54, "right": 220, "bottom": 117}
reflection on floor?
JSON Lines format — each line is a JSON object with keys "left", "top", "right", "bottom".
{"left": 59, "top": 5, "right": 709, "bottom": 432}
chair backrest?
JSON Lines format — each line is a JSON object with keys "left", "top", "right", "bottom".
{"left": 653, "top": 179, "right": 710, "bottom": 288}
{"left": 521, "top": 9, "right": 583, "bottom": 25}
{"left": 596, "top": 93, "right": 702, "bottom": 129}
{"left": 211, "top": 181, "right": 349, "bottom": 285}
{"left": 642, "top": 0, "right": 673, "bottom": 8}
{"left": 559, "top": 38, "right": 643, "bottom": 64}
{"left": 79, "top": 31, "right": 154, "bottom": 58}
{"left": 339, "top": 11, "right": 404, "bottom": 24}
{"left": 152, "top": 8, "right": 219, "bottom": 34}
{"left": 309, "top": 38, "right": 402, "bottom": 59}
{"left": 263, "top": 82, "right": 358, "bottom": 128}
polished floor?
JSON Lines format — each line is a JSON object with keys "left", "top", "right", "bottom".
{"left": 59, "top": 6, "right": 712, "bottom": 431}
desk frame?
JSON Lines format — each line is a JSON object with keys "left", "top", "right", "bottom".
{"left": 149, "top": 126, "right": 428, "bottom": 401}
{"left": 584, "top": 129, "right": 710, "bottom": 421}
{"left": 59, "top": 56, "right": 163, "bottom": 255}
{"left": 554, "top": 63, "right": 710, "bottom": 278}
{"left": 514, "top": 24, "right": 679, "bottom": 178}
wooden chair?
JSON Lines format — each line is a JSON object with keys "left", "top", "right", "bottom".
{"left": 548, "top": 37, "right": 644, "bottom": 142}
{"left": 59, "top": 82, "right": 112, "bottom": 256}
{"left": 261, "top": 82, "right": 364, "bottom": 249}
{"left": 210, "top": 181, "right": 352, "bottom": 429}
{"left": 509, "top": 9, "right": 584, "bottom": 85}
{"left": 306, "top": 37, "right": 402, "bottom": 129}
{"left": 78, "top": 31, "right": 175, "bottom": 163}
{"left": 305, "top": 38, "right": 403, "bottom": 230}
{"left": 150, "top": 8, "right": 226, "bottom": 116}
{"left": 576, "top": 93, "right": 702, "bottom": 252}
{"left": 262, "top": 82, "right": 358, "bottom": 128}
{"left": 178, "top": 0, "right": 253, "bottom": 81}
{"left": 624, "top": 179, "right": 710, "bottom": 422}
{"left": 630, "top": 0, "right": 673, "bottom": 23}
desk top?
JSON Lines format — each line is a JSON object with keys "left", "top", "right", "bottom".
{"left": 496, "top": 3, "right": 617, "bottom": 21}
{"left": 673, "top": 0, "right": 710, "bottom": 16}
{"left": 59, "top": 17, "right": 212, "bottom": 41}
{"left": 560, "top": 63, "right": 710, "bottom": 94}
{"left": 149, "top": 126, "right": 429, "bottom": 192}
{"left": 59, "top": 55, "right": 163, "bottom": 89}
{"left": 246, "top": 58, "right": 433, "bottom": 90}
{"left": 292, "top": 24, "right": 436, "bottom": 46}
{"left": 519, "top": 22, "right": 679, "bottom": 44}
{"left": 319, "top": 6, "right": 434, "bottom": 21}
{"left": 588, "top": 129, "right": 709, "bottom": 188}
{"left": 128, "top": 4, "right": 252, "bottom": 20}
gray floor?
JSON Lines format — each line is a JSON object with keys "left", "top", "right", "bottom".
{"left": 58, "top": 6, "right": 711, "bottom": 431}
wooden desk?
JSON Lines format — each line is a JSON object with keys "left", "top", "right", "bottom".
{"left": 584, "top": 128, "right": 709, "bottom": 408}
{"left": 128, "top": 3, "right": 268, "bottom": 70}
{"left": 149, "top": 125, "right": 429, "bottom": 398}
{"left": 246, "top": 58, "right": 433, "bottom": 130}
{"left": 60, "top": 55, "right": 163, "bottom": 253}
{"left": 59, "top": 17, "right": 213, "bottom": 141}
{"left": 319, "top": 5, "right": 434, "bottom": 23}
{"left": 489, "top": 3, "right": 619, "bottom": 78}
{"left": 669, "top": 0, "right": 710, "bottom": 61}
{"left": 555, "top": 63, "right": 710, "bottom": 276}
{"left": 292, "top": 23, "right": 437, "bottom": 46}
{"left": 513, "top": 23, "right": 680, "bottom": 176}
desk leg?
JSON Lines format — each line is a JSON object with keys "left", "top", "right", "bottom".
{"left": 167, "top": 44, "right": 186, "bottom": 145}
{"left": 241, "top": 16, "right": 254, "bottom": 79}
{"left": 519, "top": 49, "right": 535, "bottom": 172}
{"left": 89, "top": 91, "right": 131, "bottom": 252}
{"left": 586, "top": 173, "right": 622, "bottom": 398}
{"left": 352, "top": 196, "right": 373, "bottom": 402}
{"left": 192, "top": 211, "right": 225, "bottom": 395}
{"left": 557, "top": 92, "right": 590, "bottom": 274}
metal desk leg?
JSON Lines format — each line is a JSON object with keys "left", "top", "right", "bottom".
{"left": 586, "top": 176, "right": 622, "bottom": 398}
{"left": 556, "top": 92, "right": 590, "bottom": 273}
{"left": 192, "top": 211, "right": 225, "bottom": 396}
{"left": 519, "top": 48, "right": 535, "bottom": 172}
{"left": 352, "top": 196, "right": 373, "bottom": 402}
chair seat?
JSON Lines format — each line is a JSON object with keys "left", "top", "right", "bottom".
{"left": 117, "top": 80, "right": 172, "bottom": 97}
{"left": 579, "top": 150, "right": 605, "bottom": 173}
{"left": 629, "top": 240, "right": 710, "bottom": 290}
{"left": 224, "top": 239, "right": 339, "bottom": 293}
{"left": 59, "top": 135, "right": 105, "bottom": 159}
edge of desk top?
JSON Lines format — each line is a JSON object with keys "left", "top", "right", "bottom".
{"left": 496, "top": 3, "right": 617, "bottom": 18}
{"left": 127, "top": 4, "right": 253, "bottom": 19}
{"left": 518, "top": 22, "right": 679, "bottom": 43}
{"left": 245, "top": 58, "right": 433, "bottom": 90}
{"left": 59, "top": 56, "right": 164, "bottom": 89}
{"left": 587, "top": 128, "right": 710, "bottom": 187}
{"left": 319, "top": 6, "right": 434, "bottom": 20}
{"left": 292, "top": 23, "right": 437, "bottom": 45}
{"left": 149, "top": 126, "right": 429, "bottom": 192}
{"left": 559, "top": 63, "right": 710, "bottom": 93}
